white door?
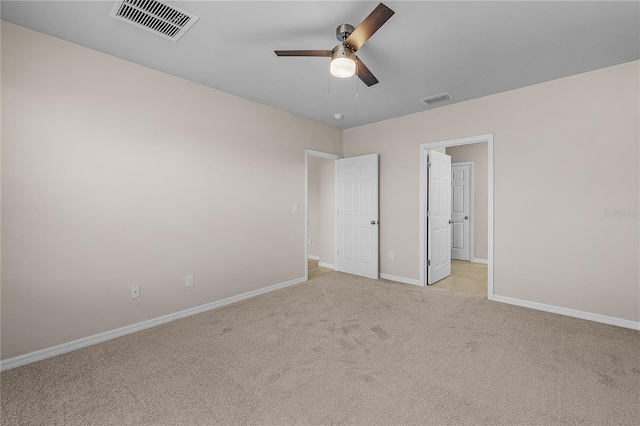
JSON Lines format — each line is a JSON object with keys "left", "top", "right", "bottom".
{"left": 427, "top": 150, "right": 452, "bottom": 284}
{"left": 337, "top": 154, "right": 379, "bottom": 279}
{"left": 451, "top": 164, "right": 470, "bottom": 261}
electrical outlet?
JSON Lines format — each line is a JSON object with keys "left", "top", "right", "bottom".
{"left": 293, "top": 204, "right": 298, "bottom": 214}
{"left": 131, "top": 285, "right": 140, "bottom": 299}
{"left": 186, "top": 274, "right": 194, "bottom": 288}
{"left": 308, "top": 237, "right": 312, "bottom": 245}
{"left": 389, "top": 252, "right": 394, "bottom": 260}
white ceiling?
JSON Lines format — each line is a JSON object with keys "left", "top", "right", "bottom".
{"left": 2, "top": 1, "right": 639, "bottom": 129}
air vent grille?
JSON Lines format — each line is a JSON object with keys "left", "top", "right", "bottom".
{"left": 110, "top": 0, "right": 199, "bottom": 42}
{"left": 420, "top": 92, "right": 452, "bottom": 106}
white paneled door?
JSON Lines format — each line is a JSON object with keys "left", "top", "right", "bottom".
{"left": 427, "top": 150, "right": 452, "bottom": 285}
{"left": 337, "top": 154, "right": 379, "bottom": 280}
{"left": 451, "top": 163, "right": 471, "bottom": 261}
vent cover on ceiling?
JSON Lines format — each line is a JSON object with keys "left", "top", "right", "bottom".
{"left": 420, "top": 92, "right": 452, "bottom": 106}
{"left": 110, "top": 0, "right": 199, "bottom": 42}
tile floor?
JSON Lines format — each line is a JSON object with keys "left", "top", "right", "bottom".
{"left": 308, "top": 259, "right": 333, "bottom": 280}
{"left": 308, "top": 258, "right": 486, "bottom": 297}
{"left": 431, "top": 260, "right": 488, "bottom": 297}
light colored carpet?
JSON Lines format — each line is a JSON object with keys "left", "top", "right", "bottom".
{"left": 2, "top": 272, "right": 639, "bottom": 425}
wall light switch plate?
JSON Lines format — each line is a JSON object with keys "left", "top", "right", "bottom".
{"left": 389, "top": 252, "right": 394, "bottom": 260}
{"left": 293, "top": 204, "right": 298, "bottom": 214}
{"left": 131, "top": 285, "right": 140, "bottom": 299}
{"left": 186, "top": 274, "right": 194, "bottom": 288}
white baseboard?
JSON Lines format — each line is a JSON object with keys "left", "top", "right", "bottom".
{"left": 318, "top": 261, "right": 335, "bottom": 269}
{"left": 493, "top": 295, "right": 640, "bottom": 331}
{"left": 471, "top": 258, "right": 488, "bottom": 264}
{"left": 0, "top": 276, "right": 306, "bottom": 372}
{"left": 379, "top": 273, "right": 422, "bottom": 287}
{"left": 307, "top": 255, "right": 320, "bottom": 261}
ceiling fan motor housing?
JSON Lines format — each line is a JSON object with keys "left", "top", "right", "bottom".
{"left": 330, "top": 44, "right": 357, "bottom": 78}
{"left": 332, "top": 44, "right": 356, "bottom": 61}
{"left": 336, "top": 24, "right": 355, "bottom": 41}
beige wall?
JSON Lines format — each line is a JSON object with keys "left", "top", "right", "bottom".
{"left": 1, "top": 23, "right": 342, "bottom": 359}
{"left": 318, "top": 159, "right": 335, "bottom": 266}
{"left": 306, "top": 156, "right": 335, "bottom": 266}
{"left": 344, "top": 60, "right": 640, "bottom": 323}
{"left": 446, "top": 143, "right": 488, "bottom": 260}
{"left": 2, "top": 21, "right": 638, "bottom": 361}
{"left": 307, "top": 157, "right": 320, "bottom": 258}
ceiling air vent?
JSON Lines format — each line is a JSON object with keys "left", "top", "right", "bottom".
{"left": 420, "top": 92, "right": 452, "bottom": 106}
{"left": 110, "top": 0, "right": 199, "bottom": 42}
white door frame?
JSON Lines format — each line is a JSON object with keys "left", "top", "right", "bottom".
{"left": 305, "top": 149, "right": 342, "bottom": 281}
{"left": 419, "top": 135, "right": 494, "bottom": 300}
{"left": 451, "top": 161, "right": 474, "bottom": 262}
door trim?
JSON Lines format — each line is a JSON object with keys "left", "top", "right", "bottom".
{"left": 451, "top": 161, "right": 474, "bottom": 262}
{"left": 419, "top": 135, "right": 494, "bottom": 300}
{"left": 305, "top": 149, "right": 342, "bottom": 281}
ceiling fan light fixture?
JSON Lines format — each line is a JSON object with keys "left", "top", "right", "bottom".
{"left": 331, "top": 58, "right": 356, "bottom": 78}
{"left": 330, "top": 45, "right": 356, "bottom": 78}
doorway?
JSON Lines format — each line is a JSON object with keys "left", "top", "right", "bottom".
{"left": 419, "top": 135, "right": 494, "bottom": 299}
{"left": 305, "top": 149, "right": 341, "bottom": 281}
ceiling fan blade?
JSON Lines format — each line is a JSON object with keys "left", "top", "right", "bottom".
{"left": 274, "top": 50, "right": 332, "bottom": 57}
{"left": 344, "top": 3, "right": 395, "bottom": 52}
{"left": 355, "top": 57, "right": 379, "bottom": 87}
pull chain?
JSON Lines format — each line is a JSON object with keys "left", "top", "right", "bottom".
{"left": 328, "top": 61, "right": 332, "bottom": 100}
{"left": 356, "top": 58, "right": 359, "bottom": 99}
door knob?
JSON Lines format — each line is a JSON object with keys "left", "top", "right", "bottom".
{"left": 449, "top": 220, "right": 453, "bottom": 224}
{"left": 464, "top": 216, "right": 469, "bottom": 220}
{"left": 371, "top": 220, "right": 378, "bottom": 225}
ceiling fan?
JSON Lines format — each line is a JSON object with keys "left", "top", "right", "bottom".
{"left": 274, "top": 3, "right": 395, "bottom": 87}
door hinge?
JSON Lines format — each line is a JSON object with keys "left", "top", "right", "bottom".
{"left": 427, "top": 161, "right": 431, "bottom": 168}
{"left": 427, "top": 260, "right": 431, "bottom": 266}
{"left": 426, "top": 210, "right": 431, "bottom": 218}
